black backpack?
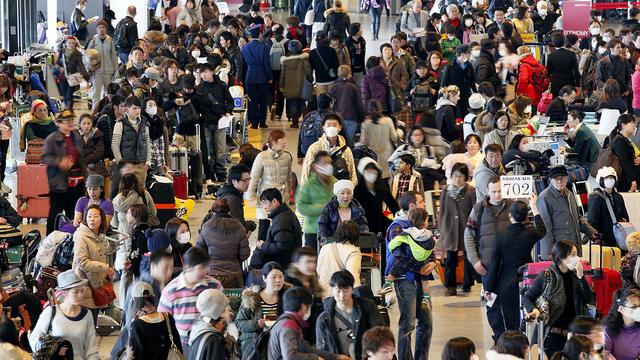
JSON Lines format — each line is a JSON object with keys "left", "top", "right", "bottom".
{"left": 114, "top": 19, "right": 131, "bottom": 51}
{"left": 331, "top": 145, "right": 351, "bottom": 180}
{"left": 244, "top": 315, "right": 292, "bottom": 360}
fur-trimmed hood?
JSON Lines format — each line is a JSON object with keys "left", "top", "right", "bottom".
{"left": 281, "top": 52, "right": 309, "bottom": 65}
{"left": 486, "top": 350, "right": 525, "bottom": 360}
{"left": 240, "top": 283, "right": 293, "bottom": 310}
{"left": 324, "top": 5, "right": 347, "bottom": 17}
{"left": 286, "top": 265, "right": 324, "bottom": 298}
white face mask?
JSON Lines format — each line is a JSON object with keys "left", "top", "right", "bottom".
{"left": 303, "top": 306, "right": 311, "bottom": 320}
{"left": 146, "top": 106, "right": 158, "bottom": 116}
{"left": 325, "top": 126, "right": 339, "bottom": 138}
{"left": 538, "top": 9, "right": 547, "bottom": 16}
{"left": 448, "top": 34, "right": 456, "bottom": 41}
{"left": 498, "top": 50, "right": 508, "bottom": 57}
{"left": 178, "top": 232, "right": 191, "bottom": 244}
{"left": 316, "top": 164, "right": 334, "bottom": 176}
{"left": 591, "top": 39, "right": 598, "bottom": 49}
{"left": 524, "top": 105, "right": 532, "bottom": 114}
{"left": 589, "top": 27, "right": 600, "bottom": 36}
{"left": 191, "top": 50, "right": 201, "bottom": 58}
{"left": 563, "top": 255, "right": 580, "bottom": 270}
{"left": 364, "top": 172, "right": 378, "bottom": 183}
{"left": 465, "top": 20, "right": 474, "bottom": 27}
{"left": 471, "top": 354, "right": 479, "bottom": 360}
{"left": 471, "top": 49, "right": 481, "bottom": 58}
{"left": 598, "top": 48, "right": 607, "bottom": 55}
{"left": 603, "top": 35, "right": 612, "bottom": 43}
{"left": 603, "top": 178, "right": 616, "bottom": 189}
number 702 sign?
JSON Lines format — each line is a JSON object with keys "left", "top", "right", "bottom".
{"left": 500, "top": 175, "right": 534, "bottom": 199}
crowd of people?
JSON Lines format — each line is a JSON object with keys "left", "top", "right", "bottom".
{"left": 2, "top": 0, "right": 640, "bottom": 359}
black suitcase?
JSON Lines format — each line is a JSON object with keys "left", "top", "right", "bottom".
{"left": 188, "top": 150, "right": 204, "bottom": 198}
{"left": 147, "top": 177, "right": 177, "bottom": 227}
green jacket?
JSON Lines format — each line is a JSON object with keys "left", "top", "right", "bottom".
{"left": 295, "top": 173, "right": 336, "bottom": 234}
{"left": 388, "top": 234, "right": 433, "bottom": 261}
{"left": 440, "top": 37, "right": 462, "bottom": 63}
{"left": 565, "top": 124, "right": 601, "bottom": 168}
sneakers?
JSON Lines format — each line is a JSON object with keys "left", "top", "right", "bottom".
{"left": 378, "top": 281, "right": 394, "bottom": 296}
{"left": 0, "top": 182, "right": 11, "bottom": 194}
{"left": 445, "top": 287, "right": 457, "bottom": 296}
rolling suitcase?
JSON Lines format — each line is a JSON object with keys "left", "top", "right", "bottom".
{"left": 147, "top": 176, "right": 177, "bottom": 227}
{"left": 188, "top": 151, "right": 204, "bottom": 198}
{"left": 519, "top": 260, "right": 593, "bottom": 288}
{"left": 17, "top": 164, "right": 49, "bottom": 197}
{"left": 581, "top": 242, "right": 622, "bottom": 271}
{"left": 169, "top": 145, "right": 189, "bottom": 173}
{"left": 172, "top": 171, "right": 188, "bottom": 200}
{"left": 17, "top": 196, "right": 50, "bottom": 219}
{"left": 586, "top": 239, "right": 622, "bottom": 318}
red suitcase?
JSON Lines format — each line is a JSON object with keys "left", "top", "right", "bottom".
{"left": 172, "top": 171, "right": 188, "bottom": 200}
{"left": 593, "top": 268, "right": 622, "bottom": 317}
{"left": 17, "top": 164, "right": 49, "bottom": 197}
{"left": 17, "top": 196, "right": 50, "bottom": 218}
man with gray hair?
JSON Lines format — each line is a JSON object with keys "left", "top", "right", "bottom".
{"left": 400, "top": 0, "right": 429, "bottom": 50}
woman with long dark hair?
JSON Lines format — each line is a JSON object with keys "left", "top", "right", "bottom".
{"left": 354, "top": 158, "right": 399, "bottom": 234}
{"left": 165, "top": 217, "right": 193, "bottom": 275}
{"left": 608, "top": 114, "right": 640, "bottom": 192}
{"left": 604, "top": 288, "right": 640, "bottom": 360}
{"left": 598, "top": 79, "right": 627, "bottom": 114}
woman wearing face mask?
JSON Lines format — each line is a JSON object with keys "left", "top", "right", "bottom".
{"left": 523, "top": 240, "right": 594, "bottom": 357}
{"left": 507, "top": 95, "right": 533, "bottom": 126}
{"left": 608, "top": 114, "right": 640, "bottom": 192}
{"left": 501, "top": 134, "right": 542, "bottom": 174}
{"left": 318, "top": 179, "right": 369, "bottom": 239}
{"left": 197, "top": 206, "right": 249, "bottom": 288}
{"left": 604, "top": 288, "right": 640, "bottom": 360}
{"left": 587, "top": 167, "right": 630, "bottom": 248}
{"left": 142, "top": 98, "right": 170, "bottom": 173}
{"left": 235, "top": 262, "right": 291, "bottom": 357}
{"left": 296, "top": 151, "right": 337, "bottom": 250}
{"left": 588, "top": 21, "right": 602, "bottom": 41}
{"left": 360, "top": 100, "right": 398, "bottom": 179}
{"left": 165, "top": 217, "right": 193, "bottom": 275}
{"left": 354, "top": 158, "right": 399, "bottom": 235}
{"left": 550, "top": 335, "right": 595, "bottom": 360}
{"left": 482, "top": 110, "right": 518, "bottom": 151}
{"left": 461, "top": 14, "right": 475, "bottom": 44}
{"left": 474, "top": 98, "right": 505, "bottom": 141}
{"left": 247, "top": 130, "right": 293, "bottom": 242}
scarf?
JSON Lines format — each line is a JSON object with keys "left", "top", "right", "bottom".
{"left": 19, "top": 113, "right": 53, "bottom": 151}
{"left": 447, "top": 184, "right": 465, "bottom": 199}
{"left": 148, "top": 116, "right": 164, "bottom": 141}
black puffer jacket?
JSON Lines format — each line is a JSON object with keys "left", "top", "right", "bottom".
{"left": 323, "top": 7, "right": 351, "bottom": 42}
{"left": 192, "top": 77, "right": 234, "bottom": 129}
{"left": 475, "top": 49, "right": 501, "bottom": 90}
{"left": 255, "top": 203, "right": 302, "bottom": 269}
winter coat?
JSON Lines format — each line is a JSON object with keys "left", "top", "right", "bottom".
{"left": 476, "top": 49, "right": 501, "bottom": 90}
{"left": 0, "top": 196, "right": 21, "bottom": 228}
{"left": 441, "top": 59, "right": 477, "bottom": 101}
{"left": 386, "top": 227, "right": 436, "bottom": 281}
{"left": 596, "top": 54, "right": 632, "bottom": 94}
{"left": 0, "top": 343, "right": 30, "bottom": 360}
{"left": 280, "top": 53, "right": 313, "bottom": 99}
{"left": 309, "top": 45, "right": 340, "bottom": 84}
{"left": 318, "top": 197, "right": 369, "bottom": 238}
{"left": 157, "top": 46, "right": 191, "bottom": 69}
{"left": 547, "top": 47, "right": 581, "bottom": 96}
{"left": 434, "top": 99, "right": 459, "bottom": 143}
{"left": 186, "top": 320, "right": 230, "bottom": 359}
{"left": 362, "top": 65, "right": 389, "bottom": 111}
{"left": 330, "top": 77, "right": 364, "bottom": 122}
{"left": 301, "top": 134, "right": 357, "bottom": 185}
{"left": 296, "top": 173, "right": 336, "bottom": 234}
{"left": 111, "top": 190, "right": 157, "bottom": 235}
{"left": 440, "top": 37, "right": 462, "bottom": 63}
{"left": 390, "top": 170, "right": 424, "bottom": 199}
{"left": 354, "top": 180, "right": 398, "bottom": 234}
{"left": 473, "top": 159, "right": 505, "bottom": 200}
{"left": 257, "top": 204, "right": 302, "bottom": 269}
{"left": 507, "top": 103, "right": 530, "bottom": 127}
{"left": 317, "top": 241, "right": 362, "bottom": 295}
{"left": 76, "top": 128, "right": 108, "bottom": 177}
{"left": 400, "top": 9, "right": 429, "bottom": 41}
{"left": 176, "top": 7, "right": 202, "bottom": 27}
{"left": 197, "top": 217, "right": 250, "bottom": 278}
{"left": 70, "top": 7, "right": 89, "bottom": 41}
{"left": 344, "top": 36, "right": 367, "bottom": 74}
{"left": 383, "top": 56, "right": 409, "bottom": 99}
{"left": 42, "top": 130, "right": 86, "bottom": 193}
{"left": 114, "top": 16, "right": 138, "bottom": 54}
{"left": 241, "top": 40, "right": 273, "bottom": 85}
{"left": 58, "top": 48, "right": 89, "bottom": 81}
{"left": 464, "top": 198, "right": 512, "bottom": 267}
{"left": 192, "top": 78, "right": 234, "bottom": 128}
{"left": 216, "top": 184, "right": 246, "bottom": 225}
{"left": 564, "top": 124, "right": 601, "bottom": 169}
{"left": 323, "top": 6, "right": 351, "bottom": 42}
{"left": 268, "top": 312, "right": 337, "bottom": 360}
{"left": 587, "top": 188, "right": 630, "bottom": 248}
{"left": 516, "top": 54, "right": 544, "bottom": 106}
{"left": 537, "top": 185, "right": 597, "bottom": 260}
{"left": 482, "top": 128, "right": 518, "bottom": 152}
{"left": 248, "top": 148, "right": 293, "bottom": 203}
{"left": 72, "top": 223, "right": 110, "bottom": 308}
{"left": 86, "top": 35, "right": 119, "bottom": 76}
{"left": 610, "top": 134, "right": 640, "bottom": 192}
{"left": 235, "top": 284, "right": 291, "bottom": 354}
{"left": 360, "top": 117, "right": 397, "bottom": 178}
{"left": 633, "top": 70, "right": 640, "bottom": 109}
{"left": 438, "top": 184, "right": 476, "bottom": 252}
{"left": 315, "top": 296, "right": 384, "bottom": 360}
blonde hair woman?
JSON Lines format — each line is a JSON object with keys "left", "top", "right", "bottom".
{"left": 435, "top": 85, "right": 461, "bottom": 142}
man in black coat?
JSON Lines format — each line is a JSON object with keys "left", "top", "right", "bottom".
{"left": 316, "top": 270, "right": 384, "bottom": 360}
{"left": 546, "top": 85, "right": 576, "bottom": 124}
{"left": 475, "top": 39, "right": 502, "bottom": 96}
{"left": 547, "top": 32, "right": 581, "bottom": 96}
{"left": 596, "top": 39, "right": 632, "bottom": 96}
{"left": 254, "top": 188, "right": 303, "bottom": 269}
{"left": 485, "top": 196, "right": 546, "bottom": 332}
{"left": 531, "top": 1, "right": 558, "bottom": 38}
{"left": 441, "top": 44, "right": 477, "bottom": 117}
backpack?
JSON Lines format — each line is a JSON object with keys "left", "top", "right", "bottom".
{"left": 299, "top": 111, "right": 324, "bottom": 156}
{"left": 527, "top": 62, "right": 549, "bottom": 94}
{"left": 244, "top": 315, "right": 292, "bottom": 360}
{"left": 114, "top": 18, "right": 131, "bottom": 51}
{"left": 51, "top": 235, "right": 75, "bottom": 271}
{"left": 411, "top": 82, "right": 432, "bottom": 112}
{"left": 331, "top": 145, "right": 351, "bottom": 180}
{"left": 270, "top": 38, "right": 289, "bottom": 71}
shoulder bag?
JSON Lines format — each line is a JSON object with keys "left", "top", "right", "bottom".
{"left": 61, "top": 54, "right": 84, "bottom": 87}
{"left": 599, "top": 192, "right": 635, "bottom": 250}
{"left": 315, "top": 49, "right": 336, "bottom": 78}
{"left": 163, "top": 313, "right": 185, "bottom": 360}
{"left": 33, "top": 306, "right": 75, "bottom": 360}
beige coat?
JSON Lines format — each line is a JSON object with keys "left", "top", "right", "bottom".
{"left": 72, "top": 223, "right": 110, "bottom": 308}
{"left": 360, "top": 116, "right": 398, "bottom": 178}
{"left": 301, "top": 134, "right": 357, "bottom": 185}
{"left": 248, "top": 148, "right": 293, "bottom": 202}
{"left": 280, "top": 53, "right": 313, "bottom": 99}
{"left": 317, "top": 242, "right": 362, "bottom": 297}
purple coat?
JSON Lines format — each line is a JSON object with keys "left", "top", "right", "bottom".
{"left": 361, "top": 65, "right": 388, "bottom": 110}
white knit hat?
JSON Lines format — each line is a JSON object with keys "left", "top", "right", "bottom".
{"left": 333, "top": 179, "right": 354, "bottom": 195}
{"left": 357, "top": 157, "right": 378, "bottom": 176}
{"left": 468, "top": 93, "right": 486, "bottom": 110}
{"left": 596, "top": 166, "right": 617, "bottom": 186}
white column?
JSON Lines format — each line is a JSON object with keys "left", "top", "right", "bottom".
{"left": 47, "top": 0, "right": 57, "bottom": 48}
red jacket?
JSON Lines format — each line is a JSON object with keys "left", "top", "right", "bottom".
{"left": 516, "top": 55, "right": 544, "bottom": 106}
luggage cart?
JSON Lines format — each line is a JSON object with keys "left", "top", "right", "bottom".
{"left": 105, "top": 231, "right": 129, "bottom": 269}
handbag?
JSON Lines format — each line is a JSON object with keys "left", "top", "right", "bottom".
{"left": 315, "top": 49, "right": 336, "bottom": 78}
{"left": 601, "top": 193, "right": 635, "bottom": 250}
{"left": 33, "top": 306, "right": 75, "bottom": 360}
{"left": 26, "top": 138, "right": 45, "bottom": 164}
{"left": 163, "top": 312, "right": 185, "bottom": 360}
{"left": 90, "top": 280, "right": 116, "bottom": 307}
{"left": 61, "top": 54, "right": 84, "bottom": 87}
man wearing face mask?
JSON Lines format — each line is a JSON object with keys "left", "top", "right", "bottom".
{"left": 532, "top": 1, "right": 557, "bottom": 37}
{"left": 587, "top": 167, "right": 630, "bottom": 248}
{"left": 581, "top": 40, "right": 608, "bottom": 97}
{"left": 300, "top": 114, "right": 357, "bottom": 185}
{"left": 596, "top": 40, "right": 632, "bottom": 102}
{"left": 537, "top": 165, "right": 598, "bottom": 261}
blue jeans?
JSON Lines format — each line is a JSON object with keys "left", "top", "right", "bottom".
{"left": 481, "top": 274, "right": 506, "bottom": 341}
{"left": 634, "top": 108, "right": 640, "bottom": 117}
{"left": 204, "top": 126, "right": 227, "bottom": 179}
{"left": 118, "top": 52, "right": 129, "bottom": 64}
{"left": 369, "top": 7, "right": 382, "bottom": 38}
{"left": 395, "top": 279, "right": 433, "bottom": 360}
{"left": 343, "top": 119, "right": 358, "bottom": 145}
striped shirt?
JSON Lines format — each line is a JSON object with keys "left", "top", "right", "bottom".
{"left": 157, "top": 273, "right": 223, "bottom": 345}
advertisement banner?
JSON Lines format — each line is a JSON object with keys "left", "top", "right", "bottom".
{"left": 563, "top": 0, "right": 592, "bottom": 37}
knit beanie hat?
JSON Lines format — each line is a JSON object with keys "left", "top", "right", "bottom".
{"left": 146, "top": 229, "right": 171, "bottom": 253}
{"left": 333, "top": 179, "right": 354, "bottom": 195}
{"left": 357, "top": 157, "right": 378, "bottom": 176}
{"left": 31, "top": 99, "right": 47, "bottom": 112}
{"left": 196, "top": 289, "right": 229, "bottom": 321}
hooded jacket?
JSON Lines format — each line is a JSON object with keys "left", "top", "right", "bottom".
{"left": 86, "top": 34, "right": 119, "bottom": 75}
{"left": 216, "top": 183, "right": 246, "bottom": 225}
{"left": 434, "top": 98, "right": 458, "bottom": 143}
{"left": 268, "top": 311, "right": 337, "bottom": 360}
{"left": 323, "top": 6, "right": 351, "bottom": 42}
{"left": 362, "top": 65, "right": 389, "bottom": 110}
{"left": 72, "top": 223, "right": 110, "bottom": 308}
{"left": 386, "top": 227, "right": 436, "bottom": 281}
{"left": 301, "top": 134, "right": 357, "bottom": 185}
{"left": 76, "top": 127, "right": 108, "bottom": 177}
{"left": 111, "top": 190, "right": 157, "bottom": 235}
{"left": 330, "top": 77, "right": 364, "bottom": 122}
{"left": 473, "top": 159, "right": 505, "bottom": 200}
{"left": 197, "top": 217, "right": 250, "bottom": 278}
{"left": 247, "top": 148, "right": 293, "bottom": 204}
{"left": 258, "top": 203, "right": 303, "bottom": 269}
{"left": 186, "top": 320, "right": 229, "bottom": 359}
{"left": 318, "top": 197, "right": 369, "bottom": 238}
{"left": 315, "top": 296, "right": 384, "bottom": 360}
{"left": 280, "top": 53, "right": 313, "bottom": 99}
{"left": 295, "top": 173, "right": 336, "bottom": 234}
{"left": 516, "top": 54, "right": 544, "bottom": 105}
